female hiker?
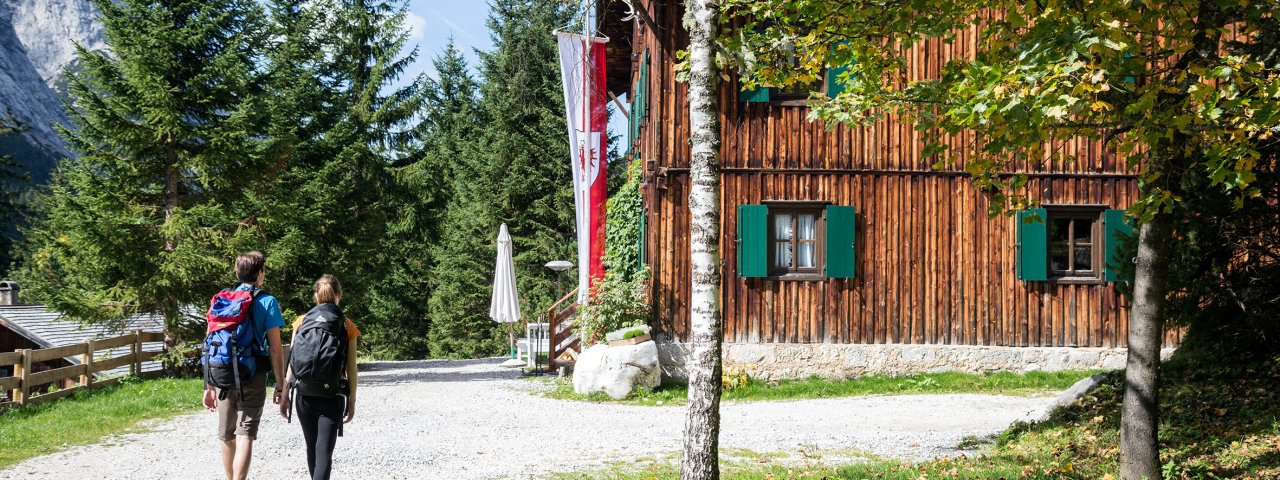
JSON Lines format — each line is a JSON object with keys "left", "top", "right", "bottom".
{"left": 280, "top": 275, "right": 359, "bottom": 480}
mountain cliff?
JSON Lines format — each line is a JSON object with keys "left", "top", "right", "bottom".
{"left": 0, "top": 0, "right": 104, "bottom": 188}
{"left": 8, "top": 0, "right": 106, "bottom": 95}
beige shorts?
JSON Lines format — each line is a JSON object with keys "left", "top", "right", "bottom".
{"left": 216, "top": 372, "right": 267, "bottom": 441}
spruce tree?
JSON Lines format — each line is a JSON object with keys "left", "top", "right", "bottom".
{"left": 20, "top": 0, "right": 267, "bottom": 340}
{"left": 366, "top": 40, "right": 478, "bottom": 358}
{"left": 248, "top": 0, "right": 332, "bottom": 320}
{"left": 426, "top": 0, "right": 576, "bottom": 358}
{"left": 254, "top": 0, "right": 425, "bottom": 342}
{"left": 0, "top": 124, "right": 28, "bottom": 277}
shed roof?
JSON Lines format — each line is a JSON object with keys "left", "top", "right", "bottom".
{"left": 0, "top": 305, "right": 164, "bottom": 375}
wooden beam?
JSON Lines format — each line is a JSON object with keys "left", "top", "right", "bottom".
{"left": 13, "top": 349, "right": 29, "bottom": 405}
{"left": 94, "top": 333, "right": 137, "bottom": 351}
{"left": 0, "top": 351, "right": 21, "bottom": 367}
{"left": 626, "top": 0, "right": 660, "bottom": 35}
{"left": 26, "top": 385, "right": 83, "bottom": 406}
{"left": 26, "top": 364, "right": 85, "bottom": 387}
{"left": 30, "top": 343, "right": 89, "bottom": 363}
{"left": 659, "top": 166, "right": 1141, "bottom": 180}
{"left": 81, "top": 340, "right": 94, "bottom": 387}
{"left": 93, "top": 354, "right": 134, "bottom": 374}
{"left": 133, "top": 330, "right": 143, "bottom": 375}
{"left": 608, "top": 90, "right": 629, "bottom": 116}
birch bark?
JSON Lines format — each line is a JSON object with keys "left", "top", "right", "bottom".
{"left": 680, "top": 0, "right": 722, "bottom": 478}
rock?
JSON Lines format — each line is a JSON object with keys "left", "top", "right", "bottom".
{"left": 9, "top": 0, "right": 108, "bottom": 90}
{"left": 573, "top": 341, "right": 661, "bottom": 400}
{"left": 0, "top": 0, "right": 74, "bottom": 185}
{"left": 1036, "top": 372, "right": 1109, "bottom": 422}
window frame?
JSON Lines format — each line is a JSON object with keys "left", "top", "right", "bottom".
{"left": 765, "top": 201, "right": 827, "bottom": 280}
{"left": 770, "top": 70, "right": 827, "bottom": 104}
{"left": 1044, "top": 204, "right": 1106, "bottom": 285}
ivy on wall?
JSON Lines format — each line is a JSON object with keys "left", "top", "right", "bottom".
{"left": 578, "top": 160, "right": 650, "bottom": 346}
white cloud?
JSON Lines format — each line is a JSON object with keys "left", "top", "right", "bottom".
{"left": 430, "top": 8, "right": 480, "bottom": 44}
{"left": 405, "top": 11, "right": 428, "bottom": 40}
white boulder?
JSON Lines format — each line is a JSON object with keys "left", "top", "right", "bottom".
{"left": 572, "top": 341, "right": 661, "bottom": 400}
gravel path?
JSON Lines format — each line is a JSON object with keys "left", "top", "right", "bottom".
{"left": 1, "top": 358, "right": 1054, "bottom": 479}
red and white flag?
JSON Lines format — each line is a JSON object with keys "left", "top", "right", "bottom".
{"left": 556, "top": 32, "right": 608, "bottom": 304}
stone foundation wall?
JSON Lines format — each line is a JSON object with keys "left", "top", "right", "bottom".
{"left": 657, "top": 342, "right": 1176, "bottom": 382}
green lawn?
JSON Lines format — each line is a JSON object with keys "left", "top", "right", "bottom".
{"left": 550, "top": 343, "right": 1280, "bottom": 479}
{"left": 543, "top": 369, "right": 1101, "bottom": 406}
{"left": 0, "top": 377, "right": 203, "bottom": 469}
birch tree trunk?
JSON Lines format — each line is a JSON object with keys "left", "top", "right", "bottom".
{"left": 680, "top": 0, "right": 722, "bottom": 478}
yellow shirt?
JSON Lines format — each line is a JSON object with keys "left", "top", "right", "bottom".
{"left": 292, "top": 315, "right": 361, "bottom": 341}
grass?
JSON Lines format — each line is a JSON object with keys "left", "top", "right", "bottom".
{"left": 550, "top": 456, "right": 1036, "bottom": 480}
{"left": 549, "top": 338, "right": 1280, "bottom": 479}
{"left": 542, "top": 369, "right": 1101, "bottom": 406}
{"left": 0, "top": 377, "right": 203, "bottom": 469}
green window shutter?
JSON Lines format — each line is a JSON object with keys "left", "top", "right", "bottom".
{"left": 737, "top": 204, "right": 768, "bottom": 277}
{"left": 824, "top": 205, "right": 857, "bottom": 278}
{"left": 739, "top": 85, "right": 771, "bottom": 103}
{"left": 638, "top": 208, "right": 647, "bottom": 271}
{"left": 639, "top": 50, "right": 650, "bottom": 120}
{"left": 1103, "top": 209, "right": 1134, "bottom": 282}
{"left": 1121, "top": 53, "right": 1139, "bottom": 86}
{"left": 826, "top": 42, "right": 854, "bottom": 98}
{"left": 630, "top": 50, "right": 650, "bottom": 154}
{"left": 628, "top": 86, "right": 637, "bottom": 154}
{"left": 1016, "top": 209, "right": 1048, "bottom": 281}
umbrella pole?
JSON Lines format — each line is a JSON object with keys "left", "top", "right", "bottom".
{"left": 508, "top": 323, "right": 516, "bottom": 358}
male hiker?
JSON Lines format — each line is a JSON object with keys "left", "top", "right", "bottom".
{"left": 203, "top": 251, "right": 287, "bottom": 480}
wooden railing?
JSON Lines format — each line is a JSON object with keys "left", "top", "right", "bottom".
{"left": 1, "top": 330, "right": 165, "bottom": 409}
{"left": 547, "top": 287, "right": 580, "bottom": 370}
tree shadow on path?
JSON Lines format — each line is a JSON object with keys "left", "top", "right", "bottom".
{"left": 357, "top": 358, "right": 525, "bottom": 385}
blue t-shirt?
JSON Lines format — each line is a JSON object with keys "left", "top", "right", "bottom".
{"left": 234, "top": 283, "right": 286, "bottom": 356}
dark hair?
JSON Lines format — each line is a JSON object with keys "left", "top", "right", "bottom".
{"left": 235, "top": 251, "right": 265, "bottom": 283}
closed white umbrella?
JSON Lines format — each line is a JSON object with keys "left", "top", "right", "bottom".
{"left": 489, "top": 223, "right": 525, "bottom": 368}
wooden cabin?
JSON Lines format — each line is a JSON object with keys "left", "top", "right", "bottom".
{"left": 596, "top": 2, "right": 1178, "bottom": 379}
{"left": 0, "top": 283, "right": 165, "bottom": 399}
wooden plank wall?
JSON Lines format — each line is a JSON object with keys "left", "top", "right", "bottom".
{"left": 630, "top": 0, "right": 1180, "bottom": 348}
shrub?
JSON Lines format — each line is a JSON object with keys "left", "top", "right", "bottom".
{"left": 577, "top": 160, "right": 651, "bottom": 347}
{"left": 577, "top": 269, "right": 650, "bottom": 346}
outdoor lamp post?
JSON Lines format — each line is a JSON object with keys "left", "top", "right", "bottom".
{"left": 544, "top": 260, "right": 573, "bottom": 300}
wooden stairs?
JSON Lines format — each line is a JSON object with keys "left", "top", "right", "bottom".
{"left": 544, "top": 287, "right": 579, "bottom": 372}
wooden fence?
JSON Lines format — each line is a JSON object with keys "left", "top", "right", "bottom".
{"left": 1, "top": 330, "right": 165, "bottom": 409}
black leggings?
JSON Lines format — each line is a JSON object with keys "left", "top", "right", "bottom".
{"left": 296, "top": 395, "right": 345, "bottom": 480}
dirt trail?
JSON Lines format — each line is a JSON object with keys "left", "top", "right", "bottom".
{"left": 0, "top": 358, "right": 1053, "bottom": 479}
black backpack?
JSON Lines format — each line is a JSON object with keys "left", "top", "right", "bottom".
{"left": 289, "top": 303, "right": 349, "bottom": 398}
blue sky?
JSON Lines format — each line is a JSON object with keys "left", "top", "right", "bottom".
{"left": 403, "top": 1, "right": 627, "bottom": 143}
{"left": 403, "top": 1, "right": 490, "bottom": 78}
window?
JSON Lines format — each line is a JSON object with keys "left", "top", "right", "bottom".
{"left": 737, "top": 203, "right": 856, "bottom": 280}
{"left": 738, "top": 71, "right": 827, "bottom": 104}
{"left": 1048, "top": 209, "right": 1101, "bottom": 279}
{"left": 770, "top": 72, "right": 826, "bottom": 101}
{"left": 1017, "top": 205, "right": 1126, "bottom": 283}
{"left": 769, "top": 204, "right": 824, "bottom": 276}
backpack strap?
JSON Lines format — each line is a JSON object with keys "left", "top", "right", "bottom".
{"left": 202, "top": 343, "right": 211, "bottom": 391}
{"left": 247, "top": 287, "right": 259, "bottom": 356}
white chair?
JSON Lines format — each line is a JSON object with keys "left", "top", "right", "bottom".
{"left": 516, "top": 322, "right": 550, "bottom": 368}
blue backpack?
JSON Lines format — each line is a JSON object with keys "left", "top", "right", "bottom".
{"left": 202, "top": 288, "right": 261, "bottom": 399}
